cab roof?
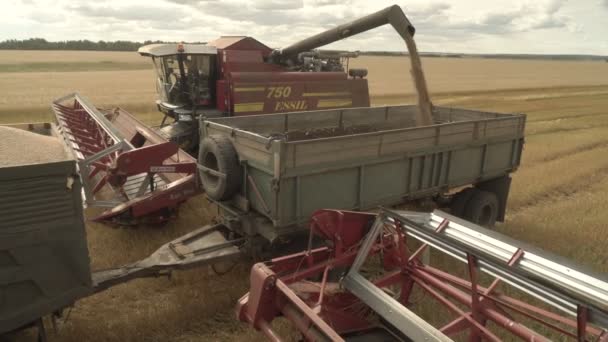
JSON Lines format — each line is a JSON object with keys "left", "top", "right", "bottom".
{"left": 138, "top": 44, "right": 217, "bottom": 57}
{"left": 207, "top": 36, "right": 273, "bottom": 57}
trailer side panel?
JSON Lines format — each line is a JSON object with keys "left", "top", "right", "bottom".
{"left": 0, "top": 160, "right": 91, "bottom": 333}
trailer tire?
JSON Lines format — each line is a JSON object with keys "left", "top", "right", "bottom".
{"left": 198, "top": 135, "right": 242, "bottom": 201}
{"left": 450, "top": 188, "right": 475, "bottom": 218}
{"left": 464, "top": 190, "right": 499, "bottom": 227}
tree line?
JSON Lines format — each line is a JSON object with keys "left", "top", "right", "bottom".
{"left": 0, "top": 38, "right": 176, "bottom": 51}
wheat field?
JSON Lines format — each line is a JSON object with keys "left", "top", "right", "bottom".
{"left": 2, "top": 50, "right": 608, "bottom": 341}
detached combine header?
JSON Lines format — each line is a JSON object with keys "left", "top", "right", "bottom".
{"left": 237, "top": 209, "right": 608, "bottom": 341}
{"left": 52, "top": 93, "right": 199, "bottom": 224}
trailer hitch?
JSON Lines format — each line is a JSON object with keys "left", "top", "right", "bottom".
{"left": 92, "top": 223, "right": 244, "bottom": 292}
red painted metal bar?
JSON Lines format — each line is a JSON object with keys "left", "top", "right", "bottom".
{"left": 466, "top": 253, "right": 486, "bottom": 342}
{"left": 484, "top": 248, "right": 524, "bottom": 296}
{"left": 257, "top": 320, "right": 283, "bottom": 342}
{"left": 421, "top": 265, "right": 604, "bottom": 337}
{"left": 579, "top": 305, "right": 589, "bottom": 342}
{"left": 408, "top": 218, "right": 449, "bottom": 262}
{"left": 411, "top": 275, "right": 502, "bottom": 341}
{"left": 481, "top": 292, "right": 582, "bottom": 339}
{"left": 411, "top": 267, "right": 551, "bottom": 341}
{"left": 315, "top": 266, "right": 330, "bottom": 307}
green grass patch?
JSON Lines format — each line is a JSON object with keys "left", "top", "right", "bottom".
{"left": 0, "top": 61, "right": 150, "bottom": 73}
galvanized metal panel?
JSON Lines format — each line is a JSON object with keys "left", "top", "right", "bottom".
{"left": 206, "top": 115, "right": 286, "bottom": 136}
{"left": 286, "top": 109, "right": 341, "bottom": 131}
{"left": 298, "top": 168, "right": 359, "bottom": 222}
{"left": 485, "top": 141, "right": 517, "bottom": 173}
{"left": 0, "top": 160, "right": 91, "bottom": 334}
{"left": 481, "top": 118, "right": 523, "bottom": 139}
{"left": 289, "top": 134, "right": 382, "bottom": 168}
{"left": 361, "top": 160, "right": 409, "bottom": 206}
{"left": 447, "top": 146, "right": 483, "bottom": 184}
{"left": 379, "top": 127, "right": 437, "bottom": 155}
{"left": 341, "top": 106, "right": 389, "bottom": 127}
{"left": 246, "top": 167, "right": 274, "bottom": 217}
{"left": 436, "top": 122, "right": 476, "bottom": 145}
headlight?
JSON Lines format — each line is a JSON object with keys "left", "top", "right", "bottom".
{"left": 178, "top": 114, "right": 193, "bottom": 122}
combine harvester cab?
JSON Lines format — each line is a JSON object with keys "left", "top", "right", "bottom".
{"left": 237, "top": 209, "right": 608, "bottom": 341}
{"left": 52, "top": 93, "right": 200, "bottom": 225}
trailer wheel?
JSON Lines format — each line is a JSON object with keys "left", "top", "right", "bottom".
{"left": 450, "top": 188, "right": 475, "bottom": 218}
{"left": 198, "top": 135, "right": 242, "bottom": 201}
{"left": 464, "top": 190, "right": 499, "bottom": 227}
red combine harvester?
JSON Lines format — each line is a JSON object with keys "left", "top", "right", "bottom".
{"left": 137, "top": 40, "right": 369, "bottom": 152}
{"left": 137, "top": 4, "right": 432, "bottom": 152}
{"left": 237, "top": 209, "right": 608, "bottom": 341}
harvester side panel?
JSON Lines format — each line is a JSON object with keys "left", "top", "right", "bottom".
{"left": 228, "top": 72, "right": 369, "bottom": 116}
{"left": 0, "top": 158, "right": 91, "bottom": 333}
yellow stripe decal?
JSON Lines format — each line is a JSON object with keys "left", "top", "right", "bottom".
{"left": 234, "top": 102, "right": 264, "bottom": 112}
{"left": 303, "top": 91, "right": 351, "bottom": 97}
{"left": 317, "top": 99, "right": 353, "bottom": 108}
{"left": 234, "top": 87, "right": 266, "bottom": 92}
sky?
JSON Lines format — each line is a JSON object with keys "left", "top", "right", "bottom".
{"left": 3, "top": 0, "right": 608, "bottom": 55}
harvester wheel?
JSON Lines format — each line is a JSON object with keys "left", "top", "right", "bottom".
{"left": 464, "top": 190, "right": 499, "bottom": 227}
{"left": 198, "top": 135, "right": 242, "bottom": 201}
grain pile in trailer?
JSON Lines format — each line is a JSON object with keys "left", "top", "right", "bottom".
{"left": 0, "top": 126, "right": 67, "bottom": 166}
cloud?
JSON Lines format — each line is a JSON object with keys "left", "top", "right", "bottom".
{"left": 408, "top": 0, "right": 571, "bottom": 36}
{"left": 194, "top": 0, "right": 353, "bottom": 26}
{"left": 253, "top": 0, "right": 303, "bottom": 10}
{"left": 2, "top": 0, "right": 605, "bottom": 55}
{"left": 27, "top": 9, "right": 64, "bottom": 23}
{"left": 306, "top": 0, "right": 351, "bottom": 5}
{"left": 408, "top": 3, "right": 451, "bottom": 18}
{"left": 164, "top": 0, "right": 217, "bottom": 4}
{"left": 70, "top": 4, "right": 186, "bottom": 22}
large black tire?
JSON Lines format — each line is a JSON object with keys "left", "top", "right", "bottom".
{"left": 450, "top": 188, "right": 475, "bottom": 218}
{"left": 198, "top": 135, "right": 242, "bottom": 201}
{"left": 464, "top": 190, "right": 499, "bottom": 227}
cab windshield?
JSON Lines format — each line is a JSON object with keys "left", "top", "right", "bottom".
{"left": 152, "top": 54, "right": 213, "bottom": 108}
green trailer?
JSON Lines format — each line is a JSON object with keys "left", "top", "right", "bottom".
{"left": 198, "top": 105, "right": 526, "bottom": 241}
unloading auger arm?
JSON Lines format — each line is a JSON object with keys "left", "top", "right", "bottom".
{"left": 272, "top": 5, "right": 434, "bottom": 126}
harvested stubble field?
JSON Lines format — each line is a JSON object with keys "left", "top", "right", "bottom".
{"left": 2, "top": 50, "right": 608, "bottom": 341}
